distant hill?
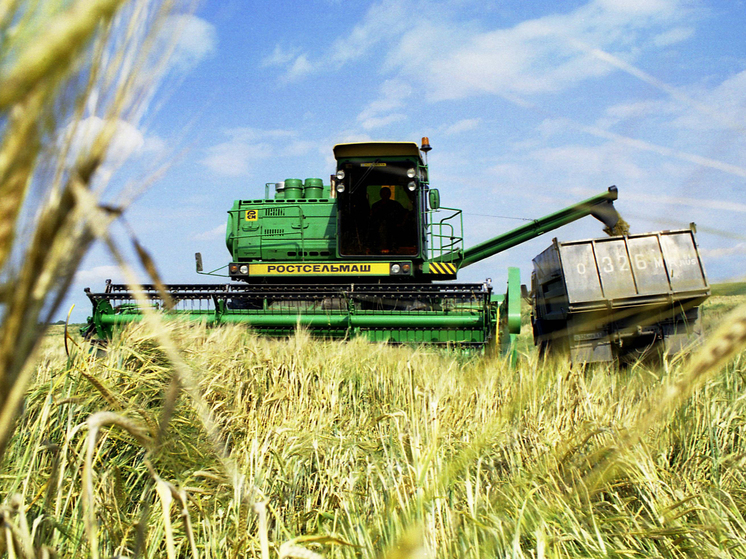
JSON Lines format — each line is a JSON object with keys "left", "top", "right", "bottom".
{"left": 711, "top": 282, "right": 746, "bottom": 297}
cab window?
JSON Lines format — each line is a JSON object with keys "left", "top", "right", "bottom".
{"left": 338, "top": 163, "right": 418, "bottom": 257}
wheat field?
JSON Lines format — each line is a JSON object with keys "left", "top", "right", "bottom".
{"left": 0, "top": 294, "right": 744, "bottom": 558}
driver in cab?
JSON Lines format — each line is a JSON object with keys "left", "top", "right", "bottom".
{"left": 369, "top": 186, "right": 406, "bottom": 253}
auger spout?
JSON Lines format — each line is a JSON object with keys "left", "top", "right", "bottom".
{"left": 452, "top": 186, "right": 619, "bottom": 269}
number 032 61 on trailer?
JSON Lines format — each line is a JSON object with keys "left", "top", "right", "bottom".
{"left": 530, "top": 227, "right": 710, "bottom": 364}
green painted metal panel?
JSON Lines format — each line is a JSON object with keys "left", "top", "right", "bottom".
{"left": 284, "top": 178, "right": 303, "bottom": 199}
{"left": 304, "top": 177, "right": 324, "bottom": 199}
{"left": 228, "top": 199, "right": 337, "bottom": 262}
{"left": 498, "top": 267, "right": 522, "bottom": 366}
{"left": 99, "top": 311, "right": 482, "bottom": 329}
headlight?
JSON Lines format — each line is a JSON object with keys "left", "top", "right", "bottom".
{"left": 407, "top": 181, "right": 416, "bottom": 191}
{"left": 336, "top": 183, "right": 345, "bottom": 193}
{"left": 239, "top": 265, "right": 249, "bottom": 274}
{"left": 391, "top": 264, "right": 401, "bottom": 274}
{"left": 336, "top": 169, "right": 345, "bottom": 180}
{"left": 406, "top": 168, "right": 416, "bottom": 178}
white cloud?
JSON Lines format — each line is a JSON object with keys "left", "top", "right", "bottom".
{"left": 264, "top": 0, "right": 408, "bottom": 82}
{"left": 327, "top": 0, "right": 408, "bottom": 66}
{"left": 165, "top": 14, "right": 217, "bottom": 71}
{"left": 264, "top": 0, "right": 694, "bottom": 106}
{"left": 103, "top": 119, "right": 145, "bottom": 162}
{"left": 357, "top": 79, "right": 412, "bottom": 130}
{"left": 699, "top": 242, "right": 746, "bottom": 260}
{"left": 595, "top": 100, "right": 668, "bottom": 129}
{"left": 74, "top": 265, "right": 124, "bottom": 285}
{"left": 527, "top": 109, "right": 746, "bottom": 180}
{"left": 261, "top": 44, "right": 302, "bottom": 68}
{"left": 285, "top": 139, "right": 321, "bottom": 157}
{"left": 395, "top": 0, "right": 690, "bottom": 101}
{"left": 576, "top": 122, "right": 746, "bottom": 178}
{"left": 142, "top": 134, "right": 167, "bottom": 155}
{"left": 62, "top": 116, "right": 163, "bottom": 173}
{"left": 201, "top": 142, "right": 260, "bottom": 177}
{"left": 286, "top": 54, "right": 314, "bottom": 80}
{"left": 615, "top": 192, "right": 746, "bottom": 213}
{"left": 594, "top": 0, "right": 678, "bottom": 15}
{"left": 194, "top": 224, "right": 226, "bottom": 241}
{"left": 669, "top": 69, "right": 746, "bottom": 131}
{"left": 360, "top": 114, "right": 406, "bottom": 130}
{"left": 536, "top": 118, "right": 571, "bottom": 138}
{"left": 358, "top": 80, "right": 412, "bottom": 120}
{"left": 652, "top": 26, "right": 694, "bottom": 47}
{"left": 261, "top": 44, "right": 317, "bottom": 80}
{"left": 530, "top": 144, "right": 646, "bottom": 181}
{"left": 486, "top": 162, "right": 530, "bottom": 185}
{"left": 201, "top": 128, "right": 316, "bottom": 177}
{"left": 257, "top": 0, "right": 671, "bottom": 108}
{"left": 444, "top": 118, "right": 481, "bottom": 135}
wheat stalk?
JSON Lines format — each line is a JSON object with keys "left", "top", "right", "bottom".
{"left": 0, "top": 0, "right": 178, "bottom": 463}
{"left": 582, "top": 303, "right": 746, "bottom": 493}
{"left": 83, "top": 411, "right": 154, "bottom": 559}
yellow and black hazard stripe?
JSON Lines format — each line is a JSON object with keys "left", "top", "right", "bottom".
{"left": 427, "top": 262, "right": 457, "bottom": 275}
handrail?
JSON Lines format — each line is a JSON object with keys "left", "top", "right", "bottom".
{"left": 425, "top": 206, "right": 464, "bottom": 263}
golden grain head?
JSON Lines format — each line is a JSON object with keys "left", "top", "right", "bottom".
{"left": 7, "top": 310, "right": 741, "bottom": 557}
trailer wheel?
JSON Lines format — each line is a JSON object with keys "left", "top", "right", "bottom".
{"left": 618, "top": 334, "right": 662, "bottom": 366}
{"left": 532, "top": 318, "right": 549, "bottom": 358}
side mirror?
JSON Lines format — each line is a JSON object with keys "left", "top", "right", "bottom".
{"left": 428, "top": 189, "right": 440, "bottom": 210}
{"left": 195, "top": 252, "right": 203, "bottom": 273}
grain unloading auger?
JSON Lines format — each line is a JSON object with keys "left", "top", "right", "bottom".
{"left": 83, "top": 139, "right": 620, "bottom": 357}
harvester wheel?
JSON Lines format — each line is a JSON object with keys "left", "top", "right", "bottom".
{"left": 81, "top": 322, "right": 96, "bottom": 341}
{"left": 498, "top": 267, "right": 521, "bottom": 365}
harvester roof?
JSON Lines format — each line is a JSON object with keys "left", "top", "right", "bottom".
{"left": 333, "top": 141, "right": 423, "bottom": 163}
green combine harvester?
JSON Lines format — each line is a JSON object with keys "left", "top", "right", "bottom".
{"left": 83, "top": 138, "right": 621, "bottom": 357}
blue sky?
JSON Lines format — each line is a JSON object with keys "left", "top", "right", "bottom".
{"left": 66, "top": 0, "right": 746, "bottom": 322}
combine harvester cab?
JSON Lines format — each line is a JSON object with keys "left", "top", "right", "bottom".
{"left": 531, "top": 226, "right": 710, "bottom": 364}
{"left": 83, "top": 138, "right": 625, "bottom": 357}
